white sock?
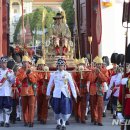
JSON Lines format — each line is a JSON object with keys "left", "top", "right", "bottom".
{"left": 57, "top": 119, "right": 61, "bottom": 125}
{"left": 85, "top": 108, "right": 88, "bottom": 116}
{"left": 17, "top": 105, "right": 22, "bottom": 119}
{"left": 62, "top": 120, "right": 66, "bottom": 126}
{"left": 103, "top": 106, "right": 107, "bottom": 113}
{"left": 4, "top": 108, "right": 11, "bottom": 123}
{"left": 5, "top": 114, "right": 10, "bottom": 123}
{"left": 114, "top": 110, "right": 116, "bottom": 115}
{"left": 0, "top": 111, "right": 4, "bottom": 122}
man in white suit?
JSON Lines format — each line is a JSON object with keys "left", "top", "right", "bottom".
{"left": 46, "top": 58, "right": 77, "bottom": 130}
{"left": 0, "top": 56, "right": 15, "bottom": 127}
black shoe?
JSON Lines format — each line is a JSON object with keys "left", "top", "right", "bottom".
{"left": 56, "top": 124, "right": 61, "bottom": 130}
{"left": 40, "top": 120, "right": 46, "bottom": 124}
{"left": 5, "top": 123, "right": 10, "bottom": 127}
{"left": 43, "top": 121, "right": 46, "bottom": 124}
{"left": 65, "top": 121, "right": 69, "bottom": 125}
{"left": 94, "top": 121, "right": 97, "bottom": 125}
{"left": 85, "top": 116, "right": 88, "bottom": 120}
{"left": 29, "top": 123, "right": 33, "bottom": 127}
{"left": 113, "top": 114, "right": 116, "bottom": 119}
{"left": 103, "top": 112, "right": 106, "bottom": 117}
{"left": 75, "top": 117, "right": 79, "bottom": 122}
{"left": 81, "top": 120, "right": 86, "bottom": 124}
{"left": 16, "top": 117, "right": 21, "bottom": 121}
{"left": 24, "top": 122, "right": 28, "bottom": 126}
{"left": 11, "top": 120, "right": 16, "bottom": 124}
{"left": 91, "top": 119, "right": 94, "bottom": 123}
{"left": 62, "top": 126, "right": 66, "bottom": 130}
{"left": 0, "top": 122, "right": 4, "bottom": 127}
{"left": 111, "top": 109, "right": 113, "bottom": 114}
{"left": 98, "top": 123, "right": 103, "bottom": 126}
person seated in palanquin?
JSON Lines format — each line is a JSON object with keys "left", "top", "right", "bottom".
{"left": 48, "top": 12, "right": 72, "bottom": 56}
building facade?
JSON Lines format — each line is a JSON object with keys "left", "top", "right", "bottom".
{"left": 32, "top": 0, "right": 64, "bottom": 11}
{"left": 9, "top": 0, "right": 64, "bottom": 43}
{"left": 99, "top": 0, "right": 130, "bottom": 58}
{"left": 0, "top": 0, "right": 9, "bottom": 56}
{"left": 10, "top": 0, "right": 33, "bottom": 43}
{"left": 73, "top": 0, "right": 101, "bottom": 58}
{"left": 74, "top": 0, "right": 130, "bottom": 59}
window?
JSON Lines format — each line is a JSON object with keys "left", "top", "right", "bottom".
{"left": 12, "top": 2, "right": 19, "bottom": 6}
{"left": 14, "top": 9, "right": 17, "bottom": 13}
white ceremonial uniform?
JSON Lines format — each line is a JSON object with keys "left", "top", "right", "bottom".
{"left": 0, "top": 68, "right": 15, "bottom": 96}
{"left": 0, "top": 68, "right": 15, "bottom": 124}
{"left": 47, "top": 70, "right": 77, "bottom": 126}
{"left": 47, "top": 70, "right": 77, "bottom": 99}
{"left": 106, "top": 73, "right": 122, "bottom": 98}
{"left": 121, "top": 78, "right": 128, "bottom": 85}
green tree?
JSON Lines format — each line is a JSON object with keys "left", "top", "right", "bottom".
{"left": 13, "top": 7, "right": 55, "bottom": 42}
{"left": 62, "top": 0, "right": 74, "bottom": 33}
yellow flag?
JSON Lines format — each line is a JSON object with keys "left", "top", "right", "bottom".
{"left": 102, "top": 0, "right": 113, "bottom": 7}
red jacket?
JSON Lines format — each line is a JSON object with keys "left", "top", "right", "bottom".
{"left": 12, "top": 77, "right": 21, "bottom": 99}
{"left": 37, "top": 72, "right": 50, "bottom": 95}
{"left": 119, "top": 84, "right": 130, "bottom": 116}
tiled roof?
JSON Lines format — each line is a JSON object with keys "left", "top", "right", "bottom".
{"left": 33, "top": 0, "right": 64, "bottom": 2}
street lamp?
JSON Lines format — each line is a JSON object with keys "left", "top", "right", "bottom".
{"left": 122, "top": 0, "right": 130, "bottom": 24}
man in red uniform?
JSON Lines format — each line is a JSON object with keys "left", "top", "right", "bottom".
{"left": 88, "top": 56, "right": 108, "bottom": 126}
{"left": 17, "top": 55, "right": 37, "bottom": 127}
{"left": 72, "top": 58, "right": 90, "bottom": 123}
{"left": 119, "top": 71, "right": 130, "bottom": 130}
{"left": 36, "top": 58, "right": 50, "bottom": 124}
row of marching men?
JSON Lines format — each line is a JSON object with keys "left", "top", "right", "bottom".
{"left": 0, "top": 54, "right": 129, "bottom": 129}
{"left": 0, "top": 55, "right": 50, "bottom": 127}
{"left": 72, "top": 56, "right": 113, "bottom": 126}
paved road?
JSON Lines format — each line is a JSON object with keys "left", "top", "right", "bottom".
{"left": 1, "top": 110, "right": 120, "bottom": 130}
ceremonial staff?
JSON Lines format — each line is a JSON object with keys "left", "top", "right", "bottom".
{"left": 88, "top": 36, "right": 92, "bottom": 64}
{"left": 42, "top": 8, "right": 47, "bottom": 61}
{"left": 88, "top": 0, "right": 93, "bottom": 65}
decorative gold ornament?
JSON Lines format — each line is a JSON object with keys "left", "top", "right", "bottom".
{"left": 88, "top": 36, "right": 92, "bottom": 44}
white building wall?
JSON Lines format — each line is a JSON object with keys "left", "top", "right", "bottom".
{"left": 99, "top": 0, "right": 130, "bottom": 58}
{"left": 10, "top": 0, "right": 33, "bottom": 43}
{"left": 23, "top": 1, "right": 32, "bottom": 14}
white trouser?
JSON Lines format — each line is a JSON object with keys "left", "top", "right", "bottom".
{"left": 16, "top": 97, "right": 22, "bottom": 119}
{"left": 0, "top": 108, "right": 12, "bottom": 123}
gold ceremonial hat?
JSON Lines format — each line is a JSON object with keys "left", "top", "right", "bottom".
{"left": 93, "top": 56, "right": 99, "bottom": 63}
{"left": 79, "top": 58, "right": 85, "bottom": 65}
{"left": 95, "top": 57, "right": 103, "bottom": 64}
{"left": 22, "top": 55, "right": 31, "bottom": 62}
{"left": 74, "top": 58, "right": 79, "bottom": 65}
{"left": 36, "top": 58, "right": 45, "bottom": 66}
